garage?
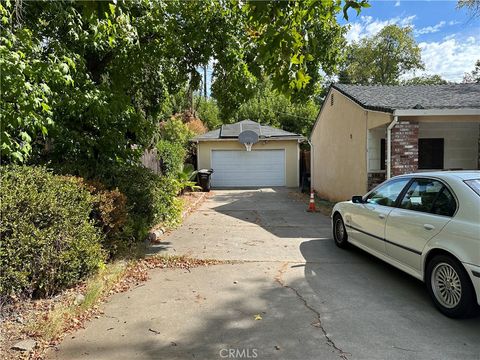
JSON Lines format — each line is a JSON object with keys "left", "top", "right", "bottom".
{"left": 192, "top": 120, "right": 304, "bottom": 188}
{"left": 211, "top": 150, "right": 285, "bottom": 187}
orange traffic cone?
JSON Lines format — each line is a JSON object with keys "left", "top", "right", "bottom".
{"left": 307, "top": 191, "right": 316, "bottom": 212}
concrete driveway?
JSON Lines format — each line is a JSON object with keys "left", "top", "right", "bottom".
{"left": 52, "top": 188, "right": 480, "bottom": 360}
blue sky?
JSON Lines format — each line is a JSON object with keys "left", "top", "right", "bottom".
{"left": 342, "top": 0, "right": 480, "bottom": 81}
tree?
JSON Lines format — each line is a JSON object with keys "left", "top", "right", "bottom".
{"left": 463, "top": 60, "right": 480, "bottom": 83}
{"left": 211, "top": 0, "right": 369, "bottom": 117}
{"left": 230, "top": 81, "right": 318, "bottom": 136}
{"left": 339, "top": 25, "right": 424, "bottom": 85}
{"left": 1, "top": 0, "right": 369, "bottom": 166}
{"left": 196, "top": 98, "right": 222, "bottom": 130}
{"left": 402, "top": 75, "right": 447, "bottom": 85}
{"left": 458, "top": 0, "right": 480, "bottom": 17}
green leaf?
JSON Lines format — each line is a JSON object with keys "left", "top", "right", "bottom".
{"left": 41, "top": 103, "right": 50, "bottom": 112}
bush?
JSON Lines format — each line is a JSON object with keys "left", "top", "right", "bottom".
{"left": 95, "top": 165, "right": 183, "bottom": 239}
{"left": 159, "top": 117, "right": 194, "bottom": 147}
{"left": 186, "top": 118, "right": 208, "bottom": 135}
{"left": 0, "top": 166, "right": 105, "bottom": 300}
{"left": 83, "top": 181, "right": 131, "bottom": 258}
{"left": 157, "top": 140, "right": 186, "bottom": 176}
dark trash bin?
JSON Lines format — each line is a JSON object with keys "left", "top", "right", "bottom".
{"left": 197, "top": 169, "right": 214, "bottom": 192}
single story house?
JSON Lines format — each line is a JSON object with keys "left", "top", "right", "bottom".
{"left": 311, "top": 83, "right": 480, "bottom": 202}
{"left": 192, "top": 120, "right": 305, "bottom": 187}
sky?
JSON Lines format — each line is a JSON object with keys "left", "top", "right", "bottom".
{"left": 342, "top": 0, "right": 480, "bottom": 82}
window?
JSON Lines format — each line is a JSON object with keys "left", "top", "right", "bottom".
{"left": 399, "top": 178, "right": 456, "bottom": 216}
{"left": 366, "top": 178, "right": 410, "bottom": 207}
{"left": 465, "top": 179, "right": 480, "bottom": 197}
{"left": 419, "top": 138, "right": 444, "bottom": 169}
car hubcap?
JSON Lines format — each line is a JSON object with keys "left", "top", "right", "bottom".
{"left": 431, "top": 263, "right": 462, "bottom": 309}
{"left": 335, "top": 219, "right": 344, "bottom": 241}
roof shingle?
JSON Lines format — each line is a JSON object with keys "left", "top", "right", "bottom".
{"left": 193, "top": 120, "right": 303, "bottom": 141}
{"left": 333, "top": 83, "right": 480, "bottom": 113}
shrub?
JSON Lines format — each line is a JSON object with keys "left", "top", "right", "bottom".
{"left": 95, "top": 165, "right": 183, "bottom": 239}
{"left": 157, "top": 140, "right": 186, "bottom": 176}
{"left": 84, "top": 181, "right": 131, "bottom": 258}
{"left": 0, "top": 166, "right": 105, "bottom": 300}
{"left": 186, "top": 118, "right": 207, "bottom": 135}
{"left": 159, "top": 117, "right": 194, "bottom": 147}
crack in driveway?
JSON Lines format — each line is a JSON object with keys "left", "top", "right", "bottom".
{"left": 274, "top": 262, "right": 351, "bottom": 360}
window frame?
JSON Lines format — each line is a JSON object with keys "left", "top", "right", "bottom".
{"left": 396, "top": 177, "right": 458, "bottom": 218}
{"left": 363, "top": 177, "right": 412, "bottom": 208}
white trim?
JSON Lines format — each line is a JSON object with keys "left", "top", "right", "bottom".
{"left": 393, "top": 109, "right": 480, "bottom": 116}
{"left": 196, "top": 142, "right": 200, "bottom": 169}
{"left": 296, "top": 142, "right": 300, "bottom": 188}
{"left": 194, "top": 136, "right": 304, "bottom": 142}
{"left": 307, "top": 139, "right": 314, "bottom": 192}
{"left": 386, "top": 116, "right": 399, "bottom": 180}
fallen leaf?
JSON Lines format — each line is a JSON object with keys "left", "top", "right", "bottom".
{"left": 254, "top": 314, "right": 262, "bottom": 321}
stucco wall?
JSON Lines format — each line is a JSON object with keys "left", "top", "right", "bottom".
{"left": 311, "top": 88, "right": 372, "bottom": 202}
{"left": 418, "top": 121, "right": 479, "bottom": 170}
{"left": 196, "top": 140, "right": 300, "bottom": 187}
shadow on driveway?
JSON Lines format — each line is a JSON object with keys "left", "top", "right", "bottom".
{"left": 212, "top": 188, "right": 332, "bottom": 239}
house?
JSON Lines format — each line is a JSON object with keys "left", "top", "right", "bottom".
{"left": 192, "top": 120, "right": 304, "bottom": 187}
{"left": 311, "top": 83, "right": 480, "bottom": 202}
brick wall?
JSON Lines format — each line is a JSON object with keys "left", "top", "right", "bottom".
{"left": 368, "top": 171, "right": 386, "bottom": 190}
{"left": 391, "top": 120, "right": 419, "bottom": 176}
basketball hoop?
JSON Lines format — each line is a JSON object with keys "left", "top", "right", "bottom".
{"left": 238, "top": 130, "right": 259, "bottom": 152}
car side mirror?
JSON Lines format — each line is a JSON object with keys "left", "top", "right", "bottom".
{"left": 352, "top": 196, "right": 364, "bottom": 204}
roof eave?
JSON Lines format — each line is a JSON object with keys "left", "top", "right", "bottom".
{"left": 393, "top": 108, "right": 480, "bottom": 116}
{"left": 331, "top": 84, "right": 394, "bottom": 113}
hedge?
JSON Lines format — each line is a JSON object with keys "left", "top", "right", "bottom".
{"left": 0, "top": 166, "right": 105, "bottom": 299}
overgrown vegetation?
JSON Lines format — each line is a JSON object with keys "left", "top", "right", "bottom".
{"left": 94, "top": 165, "right": 184, "bottom": 241}
{"left": 0, "top": 166, "right": 105, "bottom": 300}
{"left": 230, "top": 80, "right": 319, "bottom": 136}
{"left": 1, "top": 0, "right": 369, "bottom": 166}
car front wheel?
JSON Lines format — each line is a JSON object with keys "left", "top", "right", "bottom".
{"left": 333, "top": 214, "right": 349, "bottom": 249}
{"left": 426, "top": 254, "right": 477, "bottom": 318}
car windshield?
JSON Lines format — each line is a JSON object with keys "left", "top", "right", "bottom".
{"left": 465, "top": 179, "right": 480, "bottom": 197}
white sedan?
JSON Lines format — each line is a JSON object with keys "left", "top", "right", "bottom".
{"left": 331, "top": 171, "right": 480, "bottom": 318}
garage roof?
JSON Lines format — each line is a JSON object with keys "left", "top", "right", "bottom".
{"left": 192, "top": 120, "right": 304, "bottom": 141}
{"left": 332, "top": 83, "right": 480, "bottom": 113}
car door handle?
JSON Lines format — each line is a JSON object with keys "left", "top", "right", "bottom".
{"left": 378, "top": 214, "right": 386, "bottom": 219}
{"left": 424, "top": 224, "right": 435, "bottom": 231}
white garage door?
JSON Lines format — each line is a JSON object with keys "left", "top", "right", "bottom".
{"left": 211, "top": 150, "right": 285, "bottom": 187}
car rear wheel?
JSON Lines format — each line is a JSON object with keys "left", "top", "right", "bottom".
{"left": 333, "top": 214, "right": 349, "bottom": 249}
{"left": 426, "top": 254, "right": 477, "bottom": 318}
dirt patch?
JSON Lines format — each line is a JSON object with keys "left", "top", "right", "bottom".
{"left": 288, "top": 191, "right": 336, "bottom": 217}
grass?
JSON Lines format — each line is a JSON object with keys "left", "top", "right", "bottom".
{"left": 26, "top": 261, "right": 128, "bottom": 342}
